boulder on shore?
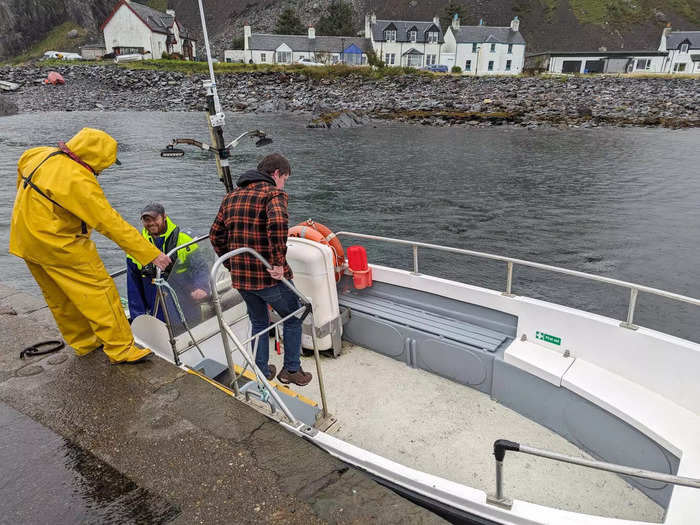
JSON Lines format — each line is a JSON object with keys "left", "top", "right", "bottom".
{"left": 308, "top": 110, "right": 369, "bottom": 129}
{"left": 0, "top": 97, "right": 18, "bottom": 116}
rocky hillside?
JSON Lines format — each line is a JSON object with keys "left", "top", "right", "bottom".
{"left": 1, "top": 0, "right": 699, "bottom": 61}
{"left": 0, "top": 0, "right": 114, "bottom": 59}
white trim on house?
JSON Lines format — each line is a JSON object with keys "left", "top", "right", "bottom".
{"left": 442, "top": 16, "right": 525, "bottom": 75}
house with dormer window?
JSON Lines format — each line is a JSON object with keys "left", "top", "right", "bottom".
{"left": 365, "top": 14, "right": 444, "bottom": 68}
{"left": 443, "top": 15, "right": 525, "bottom": 75}
{"left": 101, "top": 1, "right": 196, "bottom": 60}
{"left": 241, "top": 26, "right": 371, "bottom": 65}
{"left": 658, "top": 26, "right": 700, "bottom": 73}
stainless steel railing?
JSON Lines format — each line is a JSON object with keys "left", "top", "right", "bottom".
{"left": 335, "top": 231, "right": 700, "bottom": 331}
{"left": 486, "top": 439, "right": 700, "bottom": 509}
{"left": 209, "top": 247, "right": 330, "bottom": 422}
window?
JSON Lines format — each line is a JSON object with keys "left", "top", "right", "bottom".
{"left": 385, "top": 53, "right": 395, "bottom": 65}
{"left": 116, "top": 46, "right": 144, "bottom": 55}
{"left": 465, "top": 59, "right": 471, "bottom": 71}
{"left": 507, "top": 44, "right": 513, "bottom": 54}
{"left": 276, "top": 51, "right": 291, "bottom": 63}
{"left": 635, "top": 59, "right": 650, "bottom": 70}
{"left": 407, "top": 54, "right": 422, "bottom": 67}
{"left": 261, "top": 53, "right": 266, "bottom": 63}
{"left": 673, "top": 63, "right": 686, "bottom": 72}
{"left": 680, "top": 43, "right": 689, "bottom": 53}
{"left": 384, "top": 30, "right": 396, "bottom": 42}
{"left": 490, "top": 43, "right": 496, "bottom": 53}
{"left": 427, "top": 31, "right": 439, "bottom": 43}
{"left": 426, "top": 54, "right": 436, "bottom": 65}
{"left": 472, "top": 43, "right": 478, "bottom": 53}
{"left": 506, "top": 59, "right": 511, "bottom": 71}
{"left": 408, "top": 30, "right": 417, "bottom": 42}
{"left": 488, "top": 60, "right": 494, "bottom": 71}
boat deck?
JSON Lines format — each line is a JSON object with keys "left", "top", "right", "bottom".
{"left": 265, "top": 342, "right": 664, "bottom": 522}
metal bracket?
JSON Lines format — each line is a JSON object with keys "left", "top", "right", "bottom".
{"left": 486, "top": 494, "right": 513, "bottom": 510}
{"left": 209, "top": 112, "right": 226, "bottom": 127}
{"left": 619, "top": 321, "right": 639, "bottom": 330}
{"left": 298, "top": 423, "right": 319, "bottom": 437}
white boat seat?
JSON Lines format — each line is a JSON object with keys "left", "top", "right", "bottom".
{"left": 339, "top": 294, "right": 508, "bottom": 352}
{"left": 504, "top": 339, "right": 575, "bottom": 386}
{"left": 561, "top": 358, "right": 700, "bottom": 525}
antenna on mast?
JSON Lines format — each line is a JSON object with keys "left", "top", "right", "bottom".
{"left": 159, "top": 0, "right": 273, "bottom": 193}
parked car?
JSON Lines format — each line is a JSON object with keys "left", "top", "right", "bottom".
{"left": 423, "top": 64, "right": 448, "bottom": 73}
{"left": 295, "top": 57, "right": 325, "bottom": 67}
{"left": 43, "top": 51, "right": 83, "bottom": 61}
{"left": 114, "top": 54, "right": 144, "bottom": 64}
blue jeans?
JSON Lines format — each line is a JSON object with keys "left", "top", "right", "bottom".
{"left": 239, "top": 281, "right": 302, "bottom": 377}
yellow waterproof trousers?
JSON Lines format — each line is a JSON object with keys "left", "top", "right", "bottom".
{"left": 26, "top": 260, "right": 140, "bottom": 362}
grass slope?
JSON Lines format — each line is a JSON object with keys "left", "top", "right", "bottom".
{"left": 7, "top": 21, "right": 89, "bottom": 64}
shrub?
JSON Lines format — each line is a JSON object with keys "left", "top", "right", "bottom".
{"left": 451, "top": 65, "right": 462, "bottom": 73}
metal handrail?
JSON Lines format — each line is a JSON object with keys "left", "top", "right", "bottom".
{"left": 107, "top": 235, "right": 210, "bottom": 280}
{"left": 487, "top": 439, "right": 700, "bottom": 509}
{"left": 335, "top": 231, "right": 700, "bottom": 330}
{"left": 209, "top": 247, "right": 330, "bottom": 422}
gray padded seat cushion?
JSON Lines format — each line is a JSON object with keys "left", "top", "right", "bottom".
{"left": 340, "top": 294, "right": 507, "bottom": 352}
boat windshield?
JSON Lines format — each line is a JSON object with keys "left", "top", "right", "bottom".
{"left": 162, "top": 240, "right": 239, "bottom": 335}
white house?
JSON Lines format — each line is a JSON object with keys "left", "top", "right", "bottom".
{"left": 527, "top": 51, "right": 669, "bottom": 74}
{"left": 443, "top": 15, "right": 525, "bottom": 75}
{"left": 101, "top": 0, "right": 196, "bottom": 60}
{"left": 365, "top": 14, "right": 444, "bottom": 68}
{"left": 242, "top": 26, "right": 370, "bottom": 65}
{"left": 659, "top": 26, "right": 700, "bottom": 73}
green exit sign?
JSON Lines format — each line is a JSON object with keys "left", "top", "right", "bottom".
{"left": 536, "top": 331, "right": 561, "bottom": 346}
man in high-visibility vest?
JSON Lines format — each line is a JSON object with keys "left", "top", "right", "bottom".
{"left": 126, "top": 202, "right": 208, "bottom": 329}
{"left": 9, "top": 128, "right": 171, "bottom": 364}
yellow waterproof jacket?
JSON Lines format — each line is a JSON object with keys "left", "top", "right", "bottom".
{"left": 9, "top": 128, "right": 161, "bottom": 268}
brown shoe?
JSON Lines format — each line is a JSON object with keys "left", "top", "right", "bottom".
{"left": 264, "top": 364, "right": 276, "bottom": 381}
{"left": 277, "top": 367, "right": 312, "bottom": 387}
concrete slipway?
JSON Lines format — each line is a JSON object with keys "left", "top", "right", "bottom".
{"left": 0, "top": 282, "right": 444, "bottom": 524}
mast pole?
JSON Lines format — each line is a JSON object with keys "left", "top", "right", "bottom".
{"left": 197, "top": 0, "right": 234, "bottom": 192}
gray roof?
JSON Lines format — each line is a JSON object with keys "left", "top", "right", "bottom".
{"left": 371, "top": 20, "right": 444, "bottom": 44}
{"left": 666, "top": 31, "right": 700, "bottom": 50}
{"left": 402, "top": 47, "right": 424, "bottom": 56}
{"left": 249, "top": 33, "right": 372, "bottom": 53}
{"left": 127, "top": 2, "right": 195, "bottom": 40}
{"left": 450, "top": 25, "right": 525, "bottom": 45}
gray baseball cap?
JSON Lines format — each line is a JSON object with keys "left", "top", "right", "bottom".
{"left": 140, "top": 202, "right": 165, "bottom": 218}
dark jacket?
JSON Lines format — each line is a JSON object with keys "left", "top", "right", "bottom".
{"left": 209, "top": 169, "right": 292, "bottom": 291}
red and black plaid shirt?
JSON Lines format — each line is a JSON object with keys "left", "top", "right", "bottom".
{"left": 210, "top": 180, "right": 293, "bottom": 290}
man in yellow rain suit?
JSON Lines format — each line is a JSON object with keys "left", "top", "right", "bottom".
{"left": 9, "top": 127, "right": 172, "bottom": 364}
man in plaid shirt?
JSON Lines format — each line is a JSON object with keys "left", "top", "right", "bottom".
{"left": 210, "top": 154, "right": 312, "bottom": 387}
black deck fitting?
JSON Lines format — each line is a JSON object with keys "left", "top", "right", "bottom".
{"left": 493, "top": 439, "right": 520, "bottom": 462}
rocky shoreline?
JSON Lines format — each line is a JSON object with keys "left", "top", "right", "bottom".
{"left": 1, "top": 64, "right": 698, "bottom": 128}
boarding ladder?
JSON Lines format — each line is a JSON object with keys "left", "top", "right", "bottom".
{"left": 112, "top": 237, "right": 332, "bottom": 430}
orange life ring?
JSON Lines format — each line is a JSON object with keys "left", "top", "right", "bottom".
{"left": 289, "top": 220, "right": 345, "bottom": 282}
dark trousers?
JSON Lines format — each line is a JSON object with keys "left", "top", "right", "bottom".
{"left": 238, "top": 281, "right": 302, "bottom": 376}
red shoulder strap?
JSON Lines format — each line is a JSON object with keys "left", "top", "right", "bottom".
{"left": 57, "top": 141, "right": 96, "bottom": 175}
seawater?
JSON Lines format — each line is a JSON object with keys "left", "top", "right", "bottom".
{"left": 1, "top": 111, "right": 698, "bottom": 341}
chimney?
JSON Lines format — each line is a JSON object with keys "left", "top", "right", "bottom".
{"left": 659, "top": 23, "right": 672, "bottom": 51}
{"left": 166, "top": 9, "right": 175, "bottom": 17}
{"left": 244, "top": 25, "right": 251, "bottom": 50}
{"left": 365, "top": 14, "right": 371, "bottom": 38}
{"left": 308, "top": 26, "right": 316, "bottom": 39}
{"left": 433, "top": 16, "right": 439, "bottom": 26}
{"left": 451, "top": 14, "right": 460, "bottom": 30}
{"left": 510, "top": 16, "right": 519, "bottom": 32}
{"left": 371, "top": 12, "right": 376, "bottom": 24}
{"left": 479, "top": 18, "right": 484, "bottom": 26}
